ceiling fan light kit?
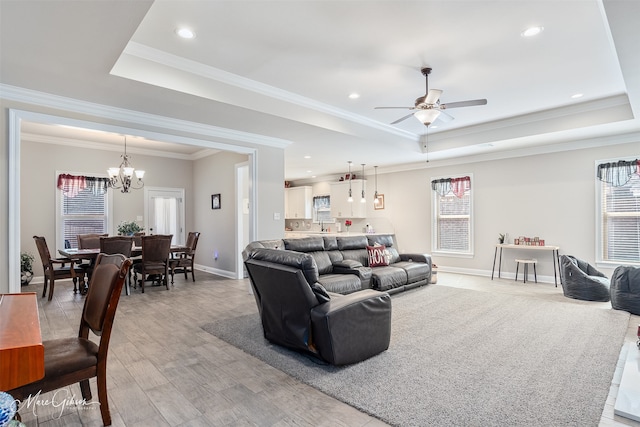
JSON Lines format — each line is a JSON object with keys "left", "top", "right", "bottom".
{"left": 375, "top": 66, "right": 487, "bottom": 127}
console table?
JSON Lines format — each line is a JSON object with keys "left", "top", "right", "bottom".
{"left": 491, "top": 243, "right": 561, "bottom": 286}
{"left": 0, "top": 292, "right": 45, "bottom": 390}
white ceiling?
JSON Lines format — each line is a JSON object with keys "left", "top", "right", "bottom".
{"left": 3, "top": 1, "right": 639, "bottom": 181}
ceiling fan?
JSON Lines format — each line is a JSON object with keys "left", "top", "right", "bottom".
{"left": 375, "top": 67, "right": 487, "bottom": 126}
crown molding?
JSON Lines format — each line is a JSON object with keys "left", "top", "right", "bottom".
{"left": 0, "top": 83, "right": 292, "bottom": 149}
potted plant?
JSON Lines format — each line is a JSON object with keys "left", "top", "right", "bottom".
{"left": 21, "top": 251, "right": 35, "bottom": 286}
{"left": 117, "top": 221, "right": 143, "bottom": 236}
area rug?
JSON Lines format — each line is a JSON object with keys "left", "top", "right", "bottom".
{"left": 202, "top": 285, "right": 629, "bottom": 426}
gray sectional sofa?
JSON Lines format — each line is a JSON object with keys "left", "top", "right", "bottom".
{"left": 243, "top": 234, "right": 432, "bottom": 295}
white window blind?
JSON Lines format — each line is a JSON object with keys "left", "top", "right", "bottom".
{"left": 598, "top": 164, "right": 640, "bottom": 264}
{"left": 313, "top": 195, "right": 334, "bottom": 224}
{"left": 431, "top": 176, "right": 473, "bottom": 255}
{"left": 58, "top": 177, "right": 109, "bottom": 248}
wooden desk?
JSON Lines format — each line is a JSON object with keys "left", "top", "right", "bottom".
{"left": 491, "top": 243, "right": 561, "bottom": 286}
{"left": 0, "top": 292, "right": 45, "bottom": 390}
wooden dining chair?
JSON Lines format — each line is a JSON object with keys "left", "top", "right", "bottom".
{"left": 133, "top": 234, "right": 173, "bottom": 292}
{"left": 170, "top": 231, "right": 200, "bottom": 284}
{"left": 33, "top": 235, "right": 84, "bottom": 301}
{"left": 8, "top": 253, "right": 132, "bottom": 426}
{"left": 77, "top": 233, "right": 108, "bottom": 288}
{"left": 100, "top": 236, "right": 134, "bottom": 295}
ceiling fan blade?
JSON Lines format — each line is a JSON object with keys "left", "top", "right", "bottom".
{"left": 374, "top": 106, "right": 414, "bottom": 109}
{"left": 424, "top": 89, "right": 443, "bottom": 105}
{"left": 440, "top": 99, "right": 487, "bottom": 109}
{"left": 437, "top": 110, "right": 455, "bottom": 123}
{"left": 391, "top": 112, "right": 416, "bottom": 125}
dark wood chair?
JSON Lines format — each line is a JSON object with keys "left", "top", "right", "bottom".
{"left": 170, "top": 231, "right": 200, "bottom": 284}
{"left": 133, "top": 234, "right": 172, "bottom": 292}
{"left": 99, "top": 235, "right": 133, "bottom": 257}
{"left": 77, "top": 233, "right": 108, "bottom": 290}
{"left": 33, "top": 235, "right": 84, "bottom": 301}
{"left": 8, "top": 253, "right": 132, "bottom": 426}
{"left": 100, "top": 236, "right": 134, "bottom": 295}
{"left": 77, "top": 233, "right": 108, "bottom": 250}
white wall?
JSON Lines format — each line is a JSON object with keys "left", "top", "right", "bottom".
{"left": 193, "top": 151, "right": 248, "bottom": 275}
{"left": 372, "top": 141, "right": 639, "bottom": 281}
{"left": 20, "top": 140, "right": 194, "bottom": 278}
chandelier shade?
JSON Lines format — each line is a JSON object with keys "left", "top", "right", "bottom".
{"left": 107, "top": 136, "right": 145, "bottom": 193}
{"left": 414, "top": 109, "right": 441, "bottom": 126}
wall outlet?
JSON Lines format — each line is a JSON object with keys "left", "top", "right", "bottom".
{"left": 274, "top": 212, "right": 281, "bottom": 220}
{"left": 136, "top": 215, "right": 143, "bottom": 221}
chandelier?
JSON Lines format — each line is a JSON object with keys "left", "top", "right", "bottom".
{"left": 107, "top": 136, "right": 145, "bottom": 193}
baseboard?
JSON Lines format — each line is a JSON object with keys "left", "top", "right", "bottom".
{"left": 194, "top": 264, "right": 236, "bottom": 279}
{"left": 438, "top": 265, "right": 560, "bottom": 285}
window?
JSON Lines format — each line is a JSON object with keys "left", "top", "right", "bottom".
{"left": 313, "top": 195, "right": 334, "bottom": 224}
{"left": 597, "top": 159, "right": 640, "bottom": 264}
{"left": 56, "top": 174, "right": 111, "bottom": 249}
{"left": 431, "top": 175, "right": 473, "bottom": 255}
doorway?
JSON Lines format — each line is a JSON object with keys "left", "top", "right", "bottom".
{"left": 144, "top": 187, "right": 185, "bottom": 245}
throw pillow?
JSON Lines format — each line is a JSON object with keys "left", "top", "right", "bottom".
{"left": 367, "top": 245, "right": 389, "bottom": 267}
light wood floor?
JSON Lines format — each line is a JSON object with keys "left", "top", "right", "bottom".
{"left": 13, "top": 271, "right": 640, "bottom": 426}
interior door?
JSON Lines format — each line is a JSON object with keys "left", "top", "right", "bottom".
{"left": 145, "top": 188, "right": 185, "bottom": 245}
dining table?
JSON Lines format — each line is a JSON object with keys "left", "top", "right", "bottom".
{"left": 59, "top": 245, "right": 189, "bottom": 295}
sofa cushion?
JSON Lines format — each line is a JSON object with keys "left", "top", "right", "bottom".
{"left": 393, "top": 261, "right": 430, "bottom": 284}
{"left": 309, "top": 251, "right": 333, "bottom": 275}
{"left": 337, "top": 235, "right": 368, "bottom": 250}
{"left": 323, "top": 236, "right": 339, "bottom": 250}
{"left": 367, "top": 245, "right": 389, "bottom": 267}
{"left": 367, "top": 234, "right": 395, "bottom": 247}
{"left": 248, "top": 248, "right": 319, "bottom": 285}
{"left": 371, "top": 266, "right": 408, "bottom": 291}
{"left": 318, "top": 273, "right": 362, "bottom": 295}
{"left": 341, "top": 248, "right": 369, "bottom": 266}
{"left": 284, "top": 237, "right": 325, "bottom": 253}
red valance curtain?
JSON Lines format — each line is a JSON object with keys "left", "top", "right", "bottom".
{"left": 597, "top": 159, "right": 640, "bottom": 187}
{"left": 431, "top": 176, "right": 471, "bottom": 198}
{"left": 57, "top": 174, "right": 109, "bottom": 197}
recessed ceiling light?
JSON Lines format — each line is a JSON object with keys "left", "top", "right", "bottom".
{"left": 571, "top": 93, "right": 584, "bottom": 99}
{"left": 304, "top": 155, "right": 311, "bottom": 159}
{"left": 176, "top": 27, "right": 196, "bottom": 39}
{"left": 306, "top": 170, "right": 312, "bottom": 173}
{"left": 521, "top": 26, "right": 544, "bottom": 37}
{"left": 348, "top": 93, "right": 360, "bottom": 99}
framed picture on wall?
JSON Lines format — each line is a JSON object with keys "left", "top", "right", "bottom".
{"left": 211, "top": 194, "right": 221, "bottom": 210}
{"left": 374, "top": 194, "right": 385, "bottom": 210}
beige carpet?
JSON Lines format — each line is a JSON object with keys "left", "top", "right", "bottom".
{"left": 203, "top": 284, "right": 629, "bottom": 426}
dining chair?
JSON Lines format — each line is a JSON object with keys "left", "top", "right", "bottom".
{"left": 133, "top": 234, "right": 173, "bottom": 292}
{"left": 170, "top": 231, "right": 200, "bottom": 284}
{"left": 100, "top": 235, "right": 134, "bottom": 295}
{"left": 77, "top": 233, "right": 108, "bottom": 287}
{"left": 33, "top": 235, "right": 84, "bottom": 301}
{"left": 99, "top": 235, "right": 133, "bottom": 257}
{"left": 7, "top": 253, "right": 132, "bottom": 426}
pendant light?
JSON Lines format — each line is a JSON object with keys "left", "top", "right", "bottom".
{"left": 347, "top": 161, "right": 353, "bottom": 202}
{"left": 107, "top": 136, "right": 145, "bottom": 193}
{"left": 360, "top": 164, "right": 366, "bottom": 203}
{"left": 373, "top": 166, "right": 380, "bottom": 206}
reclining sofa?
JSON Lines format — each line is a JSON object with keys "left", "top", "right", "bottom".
{"left": 243, "top": 234, "right": 432, "bottom": 295}
{"left": 245, "top": 248, "right": 392, "bottom": 365}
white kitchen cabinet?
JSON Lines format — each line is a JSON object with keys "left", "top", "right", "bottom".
{"left": 285, "top": 186, "right": 312, "bottom": 219}
{"left": 330, "top": 180, "right": 366, "bottom": 218}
